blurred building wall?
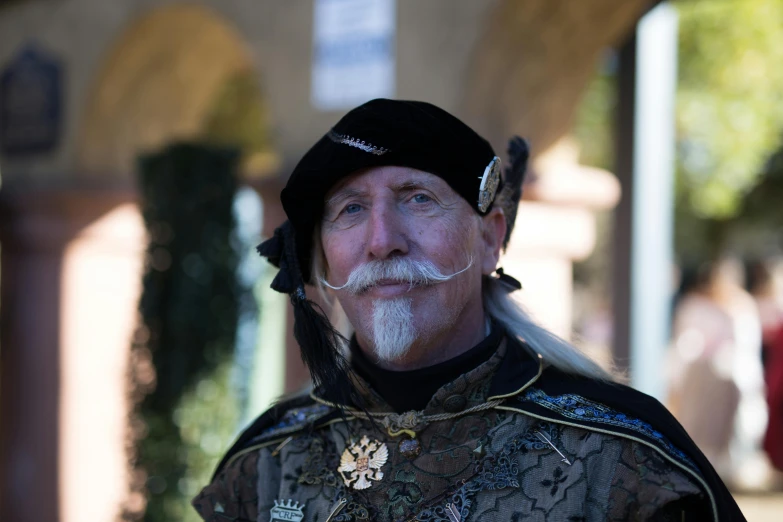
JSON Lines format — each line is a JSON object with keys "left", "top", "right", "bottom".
{"left": 0, "top": 1, "right": 650, "bottom": 521}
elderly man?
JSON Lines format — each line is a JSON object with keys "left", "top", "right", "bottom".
{"left": 193, "top": 100, "right": 743, "bottom": 521}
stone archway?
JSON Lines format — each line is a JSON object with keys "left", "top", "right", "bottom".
{"left": 463, "top": 0, "right": 651, "bottom": 154}
{"left": 458, "top": 0, "right": 648, "bottom": 339}
{"left": 77, "top": 3, "right": 271, "bottom": 178}
{"left": 75, "top": 5, "right": 284, "bottom": 520}
{"left": 0, "top": 6, "right": 280, "bottom": 522}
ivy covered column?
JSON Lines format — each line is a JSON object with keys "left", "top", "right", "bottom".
{"left": 128, "top": 143, "right": 244, "bottom": 522}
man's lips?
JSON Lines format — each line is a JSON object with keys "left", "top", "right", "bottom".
{"left": 375, "top": 279, "right": 412, "bottom": 286}
{"left": 360, "top": 279, "right": 426, "bottom": 297}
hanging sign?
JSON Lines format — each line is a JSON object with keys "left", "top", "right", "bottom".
{"left": 0, "top": 44, "right": 63, "bottom": 156}
{"left": 311, "top": 0, "right": 396, "bottom": 110}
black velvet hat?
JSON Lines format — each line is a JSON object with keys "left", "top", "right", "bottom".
{"left": 256, "top": 98, "right": 529, "bottom": 405}
{"left": 282, "top": 98, "right": 500, "bottom": 283}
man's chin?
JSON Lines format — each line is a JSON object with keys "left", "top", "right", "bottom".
{"left": 372, "top": 343, "right": 413, "bottom": 363}
{"left": 371, "top": 297, "right": 416, "bottom": 362}
{"left": 372, "top": 334, "right": 416, "bottom": 362}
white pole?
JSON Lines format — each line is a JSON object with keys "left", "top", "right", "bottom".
{"left": 630, "top": 2, "right": 679, "bottom": 399}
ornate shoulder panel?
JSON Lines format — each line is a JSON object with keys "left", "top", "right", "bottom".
{"left": 517, "top": 388, "right": 698, "bottom": 471}
{"left": 249, "top": 403, "right": 334, "bottom": 444}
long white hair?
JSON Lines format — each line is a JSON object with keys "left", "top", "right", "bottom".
{"left": 482, "top": 276, "right": 613, "bottom": 381}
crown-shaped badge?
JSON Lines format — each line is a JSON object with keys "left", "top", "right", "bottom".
{"left": 270, "top": 499, "right": 305, "bottom": 522}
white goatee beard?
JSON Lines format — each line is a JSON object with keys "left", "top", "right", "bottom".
{"left": 371, "top": 298, "right": 416, "bottom": 362}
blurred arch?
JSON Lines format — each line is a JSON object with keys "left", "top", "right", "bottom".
{"left": 463, "top": 0, "right": 650, "bottom": 156}
{"left": 77, "top": 3, "right": 274, "bottom": 176}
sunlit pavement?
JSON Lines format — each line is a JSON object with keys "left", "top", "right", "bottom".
{"left": 735, "top": 494, "right": 783, "bottom": 521}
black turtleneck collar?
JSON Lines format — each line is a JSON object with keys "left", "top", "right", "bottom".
{"left": 350, "top": 322, "right": 504, "bottom": 413}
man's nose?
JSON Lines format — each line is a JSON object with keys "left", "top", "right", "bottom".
{"left": 366, "top": 202, "right": 408, "bottom": 260}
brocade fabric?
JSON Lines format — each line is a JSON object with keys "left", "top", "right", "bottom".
{"left": 193, "top": 345, "right": 708, "bottom": 521}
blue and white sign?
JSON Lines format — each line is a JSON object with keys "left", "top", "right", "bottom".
{"left": 311, "top": 0, "right": 396, "bottom": 110}
{"left": 0, "top": 44, "right": 63, "bottom": 156}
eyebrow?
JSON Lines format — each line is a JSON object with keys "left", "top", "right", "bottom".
{"left": 325, "top": 187, "right": 366, "bottom": 209}
{"left": 393, "top": 179, "right": 437, "bottom": 192}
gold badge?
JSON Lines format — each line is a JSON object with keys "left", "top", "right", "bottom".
{"left": 478, "top": 156, "right": 501, "bottom": 212}
{"left": 337, "top": 435, "right": 389, "bottom": 490}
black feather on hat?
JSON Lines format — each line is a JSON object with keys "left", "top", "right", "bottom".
{"left": 498, "top": 136, "right": 531, "bottom": 250}
{"left": 256, "top": 98, "right": 529, "bottom": 407}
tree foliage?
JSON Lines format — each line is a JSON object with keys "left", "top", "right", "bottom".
{"left": 573, "top": 0, "right": 783, "bottom": 262}
{"left": 675, "top": 0, "right": 783, "bottom": 219}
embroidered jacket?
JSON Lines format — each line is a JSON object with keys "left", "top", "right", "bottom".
{"left": 193, "top": 337, "right": 745, "bottom": 522}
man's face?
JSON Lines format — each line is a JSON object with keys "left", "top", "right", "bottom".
{"left": 320, "top": 166, "right": 504, "bottom": 368}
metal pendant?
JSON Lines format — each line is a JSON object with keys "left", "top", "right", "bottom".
{"left": 270, "top": 499, "right": 304, "bottom": 522}
{"left": 398, "top": 436, "right": 421, "bottom": 459}
{"left": 337, "top": 435, "right": 389, "bottom": 490}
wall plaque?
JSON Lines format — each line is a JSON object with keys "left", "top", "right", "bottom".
{"left": 0, "top": 44, "right": 63, "bottom": 156}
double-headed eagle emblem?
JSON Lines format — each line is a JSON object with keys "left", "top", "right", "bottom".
{"left": 337, "top": 435, "right": 389, "bottom": 490}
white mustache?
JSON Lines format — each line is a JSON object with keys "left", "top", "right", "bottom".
{"left": 320, "top": 256, "right": 474, "bottom": 295}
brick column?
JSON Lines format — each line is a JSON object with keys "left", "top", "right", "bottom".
{"left": 0, "top": 187, "right": 144, "bottom": 522}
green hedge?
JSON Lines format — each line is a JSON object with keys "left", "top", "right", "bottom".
{"left": 126, "top": 143, "right": 242, "bottom": 522}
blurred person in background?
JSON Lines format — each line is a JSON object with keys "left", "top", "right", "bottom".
{"left": 194, "top": 99, "right": 744, "bottom": 521}
{"left": 670, "top": 258, "right": 768, "bottom": 487}
{"left": 748, "top": 259, "right": 783, "bottom": 473}
{"left": 762, "top": 325, "right": 783, "bottom": 474}
{"left": 747, "top": 259, "right": 783, "bottom": 368}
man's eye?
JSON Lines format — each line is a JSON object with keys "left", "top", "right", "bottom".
{"left": 412, "top": 194, "right": 431, "bottom": 203}
{"left": 344, "top": 203, "right": 362, "bottom": 214}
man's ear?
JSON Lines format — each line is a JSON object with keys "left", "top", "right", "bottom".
{"left": 480, "top": 207, "right": 507, "bottom": 275}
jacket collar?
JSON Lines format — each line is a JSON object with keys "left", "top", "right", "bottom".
{"left": 317, "top": 328, "right": 543, "bottom": 414}
{"left": 487, "top": 335, "right": 544, "bottom": 399}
